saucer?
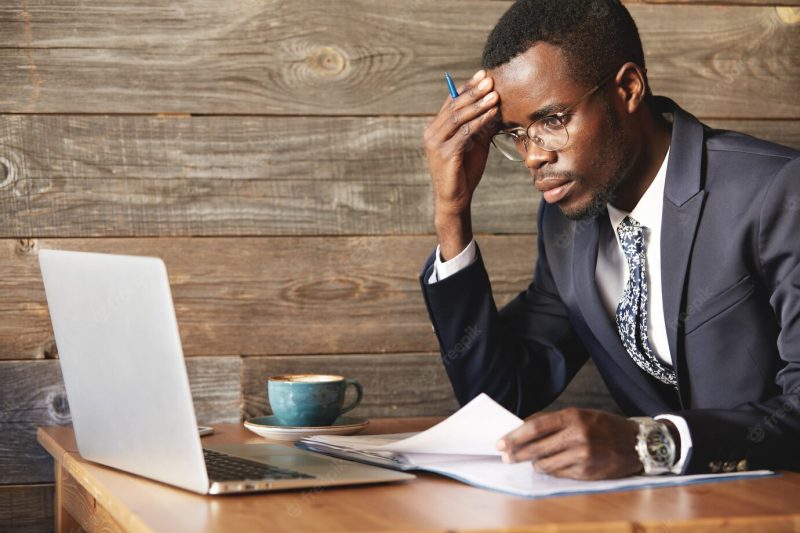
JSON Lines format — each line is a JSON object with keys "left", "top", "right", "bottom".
{"left": 243, "top": 415, "right": 369, "bottom": 442}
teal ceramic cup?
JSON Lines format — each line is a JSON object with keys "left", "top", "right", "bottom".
{"left": 267, "top": 374, "right": 363, "bottom": 427}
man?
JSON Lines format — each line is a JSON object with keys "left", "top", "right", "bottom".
{"left": 420, "top": 0, "right": 800, "bottom": 479}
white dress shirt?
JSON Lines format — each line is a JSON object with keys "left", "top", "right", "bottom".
{"left": 428, "top": 148, "right": 692, "bottom": 474}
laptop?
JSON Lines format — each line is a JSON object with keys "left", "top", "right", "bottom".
{"left": 38, "top": 248, "right": 414, "bottom": 495}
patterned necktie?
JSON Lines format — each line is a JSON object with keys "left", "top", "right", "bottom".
{"left": 615, "top": 216, "right": 678, "bottom": 387}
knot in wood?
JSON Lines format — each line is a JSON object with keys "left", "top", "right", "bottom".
{"left": 0, "top": 156, "right": 15, "bottom": 189}
{"left": 42, "top": 338, "right": 58, "bottom": 359}
{"left": 307, "top": 46, "right": 347, "bottom": 77}
{"left": 16, "top": 238, "right": 37, "bottom": 256}
{"left": 289, "top": 277, "right": 362, "bottom": 303}
{"left": 47, "top": 390, "right": 72, "bottom": 423}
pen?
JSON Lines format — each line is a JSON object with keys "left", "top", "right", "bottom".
{"left": 444, "top": 72, "right": 459, "bottom": 98}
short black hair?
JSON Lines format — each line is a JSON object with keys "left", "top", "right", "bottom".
{"left": 482, "top": 0, "right": 646, "bottom": 89}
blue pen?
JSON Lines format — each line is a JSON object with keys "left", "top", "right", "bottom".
{"left": 444, "top": 72, "right": 459, "bottom": 98}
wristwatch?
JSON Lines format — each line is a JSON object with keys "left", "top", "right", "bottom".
{"left": 630, "top": 417, "right": 676, "bottom": 475}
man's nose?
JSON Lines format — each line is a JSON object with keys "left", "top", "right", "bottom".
{"left": 524, "top": 144, "right": 557, "bottom": 172}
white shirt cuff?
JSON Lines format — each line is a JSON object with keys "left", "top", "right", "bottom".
{"left": 427, "top": 239, "right": 477, "bottom": 284}
{"left": 654, "top": 414, "right": 693, "bottom": 474}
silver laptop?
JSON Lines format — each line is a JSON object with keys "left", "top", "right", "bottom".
{"left": 38, "top": 248, "right": 414, "bottom": 495}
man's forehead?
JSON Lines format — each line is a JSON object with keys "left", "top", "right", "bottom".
{"left": 489, "top": 44, "right": 578, "bottom": 127}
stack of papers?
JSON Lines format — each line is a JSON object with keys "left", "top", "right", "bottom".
{"left": 297, "top": 394, "right": 774, "bottom": 498}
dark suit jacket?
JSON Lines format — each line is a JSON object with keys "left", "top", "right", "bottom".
{"left": 419, "top": 96, "right": 800, "bottom": 474}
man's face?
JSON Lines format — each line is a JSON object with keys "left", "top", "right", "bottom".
{"left": 490, "top": 44, "right": 637, "bottom": 220}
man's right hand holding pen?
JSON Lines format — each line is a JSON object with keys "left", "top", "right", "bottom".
{"left": 423, "top": 70, "right": 501, "bottom": 262}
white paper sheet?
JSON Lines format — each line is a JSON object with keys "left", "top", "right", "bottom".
{"left": 379, "top": 393, "right": 523, "bottom": 455}
{"left": 312, "top": 393, "right": 521, "bottom": 456}
{"left": 300, "top": 393, "right": 775, "bottom": 498}
{"left": 419, "top": 456, "right": 773, "bottom": 498}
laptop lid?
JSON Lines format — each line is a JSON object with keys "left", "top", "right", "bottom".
{"left": 39, "top": 249, "right": 210, "bottom": 494}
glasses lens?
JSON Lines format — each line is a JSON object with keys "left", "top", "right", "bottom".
{"left": 491, "top": 133, "right": 525, "bottom": 162}
{"left": 529, "top": 116, "right": 568, "bottom": 151}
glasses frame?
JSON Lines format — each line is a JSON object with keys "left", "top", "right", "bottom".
{"left": 491, "top": 70, "right": 618, "bottom": 160}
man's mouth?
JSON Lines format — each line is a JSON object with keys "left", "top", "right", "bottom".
{"left": 535, "top": 177, "right": 576, "bottom": 204}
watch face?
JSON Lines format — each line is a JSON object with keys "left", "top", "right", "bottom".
{"left": 646, "top": 430, "right": 672, "bottom": 465}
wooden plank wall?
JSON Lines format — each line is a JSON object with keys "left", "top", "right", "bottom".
{"left": 1, "top": 0, "right": 798, "bottom": 530}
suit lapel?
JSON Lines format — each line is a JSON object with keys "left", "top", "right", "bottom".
{"left": 659, "top": 98, "right": 708, "bottom": 406}
{"left": 572, "top": 216, "right": 622, "bottom": 359}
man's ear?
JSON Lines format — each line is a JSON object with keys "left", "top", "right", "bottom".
{"left": 613, "top": 62, "right": 647, "bottom": 114}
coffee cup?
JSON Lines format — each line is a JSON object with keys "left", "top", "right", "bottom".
{"left": 267, "top": 374, "right": 363, "bottom": 427}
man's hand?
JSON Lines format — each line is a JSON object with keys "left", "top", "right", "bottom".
{"left": 496, "top": 408, "right": 643, "bottom": 480}
{"left": 423, "top": 69, "right": 501, "bottom": 260}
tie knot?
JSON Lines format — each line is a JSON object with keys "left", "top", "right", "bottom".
{"left": 617, "top": 216, "right": 644, "bottom": 256}
{"left": 619, "top": 215, "right": 641, "bottom": 230}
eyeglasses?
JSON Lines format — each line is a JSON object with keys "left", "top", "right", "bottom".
{"left": 491, "top": 71, "right": 616, "bottom": 161}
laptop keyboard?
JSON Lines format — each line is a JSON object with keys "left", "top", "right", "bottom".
{"left": 203, "top": 448, "right": 315, "bottom": 482}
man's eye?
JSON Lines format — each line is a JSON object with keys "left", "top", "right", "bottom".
{"left": 542, "top": 115, "right": 564, "bottom": 129}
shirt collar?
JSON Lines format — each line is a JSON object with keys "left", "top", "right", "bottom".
{"left": 607, "top": 147, "right": 670, "bottom": 232}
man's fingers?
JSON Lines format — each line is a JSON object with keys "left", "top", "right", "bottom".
{"left": 531, "top": 447, "right": 583, "bottom": 476}
{"left": 497, "top": 411, "right": 566, "bottom": 453}
{"left": 474, "top": 104, "right": 503, "bottom": 142}
{"left": 453, "top": 76, "right": 494, "bottom": 115}
{"left": 441, "top": 88, "right": 497, "bottom": 142}
{"left": 430, "top": 101, "right": 499, "bottom": 156}
{"left": 437, "top": 70, "right": 487, "bottom": 113}
{"left": 499, "top": 416, "right": 589, "bottom": 464}
{"left": 429, "top": 78, "right": 496, "bottom": 145}
{"left": 496, "top": 409, "right": 643, "bottom": 481}
{"left": 547, "top": 464, "right": 590, "bottom": 480}
{"left": 500, "top": 429, "right": 568, "bottom": 464}
{"left": 441, "top": 105, "right": 500, "bottom": 156}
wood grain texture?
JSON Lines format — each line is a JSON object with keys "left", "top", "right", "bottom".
{"left": 0, "top": 114, "right": 534, "bottom": 237}
{"left": 0, "top": 360, "right": 69, "bottom": 484}
{"left": 55, "top": 466, "right": 81, "bottom": 533}
{"left": 704, "top": 119, "right": 800, "bottom": 149}
{"left": 0, "top": 358, "right": 241, "bottom": 483}
{"left": 59, "top": 464, "right": 125, "bottom": 533}
{"left": 638, "top": 5, "right": 800, "bottom": 118}
{"left": 1, "top": 115, "right": 797, "bottom": 238}
{"left": 0, "top": 484, "right": 54, "bottom": 533}
{"left": 39, "top": 423, "right": 800, "bottom": 532}
{"left": 0, "top": 2, "right": 797, "bottom": 117}
{"left": 185, "top": 357, "right": 242, "bottom": 425}
{"left": 0, "top": 235, "right": 537, "bottom": 360}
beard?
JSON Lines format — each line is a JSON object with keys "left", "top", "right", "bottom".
{"left": 558, "top": 170, "right": 626, "bottom": 221}
{"left": 557, "top": 102, "right": 638, "bottom": 221}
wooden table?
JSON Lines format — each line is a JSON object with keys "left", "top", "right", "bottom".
{"left": 38, "top": 419, "right": 800, "bottom": 532}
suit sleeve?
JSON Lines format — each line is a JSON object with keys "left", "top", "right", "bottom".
{"left": 678, "top": 156, "right": 800, "bottom": 473}
{"left": 418, "top": 204, "right": 590, "bottom": 417}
